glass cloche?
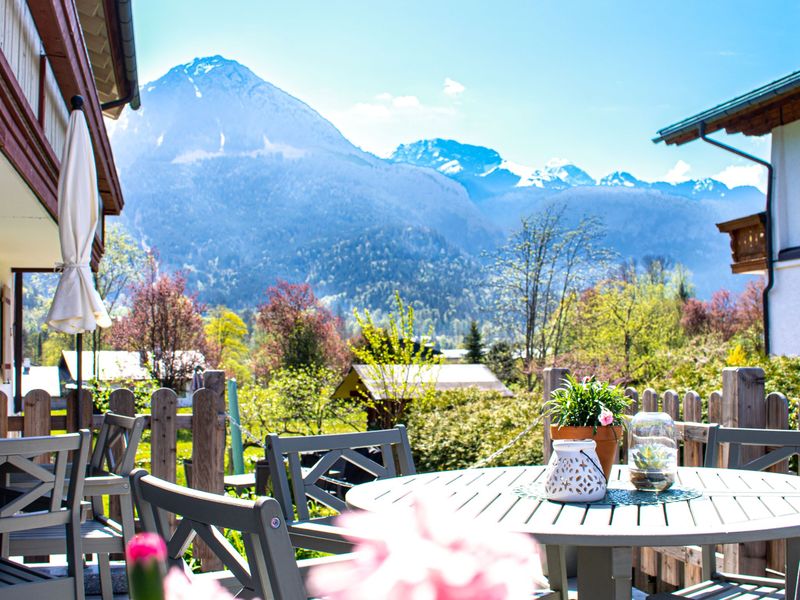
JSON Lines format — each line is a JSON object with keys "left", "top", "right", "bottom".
{"left": 628, "top": 412, "right": 677, "bottom": 491}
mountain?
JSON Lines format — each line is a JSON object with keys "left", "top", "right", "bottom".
{"left": 390, "top": 138, "right": 765, "bottom": 295}
{"left": 111, "top": 56, "right": 766, "bottom": 334}
{"left": 111, "top": 57, "right": 499, "bottom": 330}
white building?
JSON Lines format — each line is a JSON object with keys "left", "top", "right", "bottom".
{"left": 654, "top": 70, "right": 800, "bottom": 356}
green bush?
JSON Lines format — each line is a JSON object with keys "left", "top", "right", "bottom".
{"left": 406, "top": 388, "right": 544, "bottom": 472}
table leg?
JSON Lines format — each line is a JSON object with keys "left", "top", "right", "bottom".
{"left": 545, "top": 545, "right": 568, "bottom": 600}
{"left": 787, "top": 537, "right": 800, "bottom": 600}
{"left": 577, "top": 546, "right": 632, "bottom": 600}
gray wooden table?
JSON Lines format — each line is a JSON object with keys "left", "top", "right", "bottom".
{"left": 346, "top": 465, "right": 800, "bottom": 600}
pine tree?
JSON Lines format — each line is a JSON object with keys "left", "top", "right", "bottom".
{"left": 464, "top": 320, "right": 485, "bottom": 363}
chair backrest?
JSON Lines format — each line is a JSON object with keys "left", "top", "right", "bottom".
{"left": 265, "top": 426, "right": 416, "bottom": 521}
{"left": 90, "top": 412, "right": 146, "bottom": 477}
{"left": 705, "top": 425, "right": 800, "bottom": 471}
{"left": 131, "top": 469, "right": 307, "bottom": 600}
{"left": 0, "top": 431, "right": 90, "bottom": 533}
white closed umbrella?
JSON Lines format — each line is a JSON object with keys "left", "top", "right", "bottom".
{"left": 46, "top": 96, "right": 111, "bottom": 398}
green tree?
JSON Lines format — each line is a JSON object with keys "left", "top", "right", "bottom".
{"left": 463, "top": 320, "right": 485, "bottom": 363}
{"left": 205, "top": 307, "right": 250, "bottom": 383}
{"left": 350, "top": 292, "right": 443, "bottom": 428}
{"left": 488, "top": 204, "right": 611, "bottom": 390}
{"left": 485, "top": 341, "right": 518, "bottom": 385}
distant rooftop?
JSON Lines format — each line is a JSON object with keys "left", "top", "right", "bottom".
{"left": 653, "top": 70, "right": 800, "bottom": 145}
{"left": 333, "top": 364, "right": 513, "bottom": 400}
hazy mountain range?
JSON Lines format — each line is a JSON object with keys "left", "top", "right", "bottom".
{"left": 110, "top": 55, "right": 763, "bottom": 334}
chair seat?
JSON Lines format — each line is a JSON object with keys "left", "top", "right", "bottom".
{"left": 648, "top": 574, "right": 785, "bottom": 599}
{"left": 0, "top": 557, "right": 75, "bottom": 599}
{"left": 10, "top": 519, "right": 123, "bottom": 554}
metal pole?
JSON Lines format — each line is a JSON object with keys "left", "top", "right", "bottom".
{"left": 76, "top": 332, "right": 82, "bottom": 404}
{"left": 227, "top": 379, "right": 244, "bottom": 475}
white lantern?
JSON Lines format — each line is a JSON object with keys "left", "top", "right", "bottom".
{"left": 544, "top": 440, "right": 607, "bottom": 502}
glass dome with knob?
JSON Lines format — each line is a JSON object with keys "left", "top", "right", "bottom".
{"left": 628, "top": 412, "right": 677, "bottom": 491}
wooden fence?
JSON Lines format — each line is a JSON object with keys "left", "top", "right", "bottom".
{"left": 543, "top": 366, "right": 792, "bottom": 594}
{"left": 0, "top": 370, "right": 228, "bottom": 571}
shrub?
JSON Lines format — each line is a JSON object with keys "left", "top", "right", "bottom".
{"left": 406, "top": 388, "right": 543, "bottom": 472}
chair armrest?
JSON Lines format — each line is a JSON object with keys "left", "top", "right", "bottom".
{"left": 297, "top": 552, "right": 360, "bottom": 580}
{"left": 83, "top": 474, "right": 131, "bottom": 497}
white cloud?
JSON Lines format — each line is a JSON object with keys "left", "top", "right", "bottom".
{"left": 713, "top": 164, "right": 768, "bottom": 192}
{"left": 325, "top": 92, "right": 459, "bottom": 156}
{"left": 443, "top": 78, "right": 466, "bottom": 96}
{"left": 663, "top": 159, "right": 692, "bottom": 183}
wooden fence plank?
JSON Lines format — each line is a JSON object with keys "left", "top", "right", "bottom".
{"left": 191, "top": 381, "right": 225, "bottom": 571}
{"left": 108, "top": 388, "right": 136, "bottom": 524}
{"left": 542, "top": 368, "right": 569, "bottom": 463}
{"left": 682, "top": 390, "right": 704, "bottom": 588}
{"left": 23, "top": 390, "right": 51, "bottom": 462}
{"left": 150, "top": 388, "right": 177, "bottom": 483}
{"left": 659, "top": 390, "right": 683, "bottom": 590}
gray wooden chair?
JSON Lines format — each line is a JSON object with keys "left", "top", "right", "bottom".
{"left": 131, "top": 469, "right": 354, "bottom": 600}
{"left": 650, "top": 425, "right": 800, "bottom": 600}
{"left": 9, "top": 412, "right": 146, "bottom": 600}
{"left": 0, "top": 430, "right": 91, "bottom": 600}
{"left": 265, "top": 426, "right": 416, "bottom": 553}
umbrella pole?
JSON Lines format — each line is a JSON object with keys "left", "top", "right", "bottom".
{"left": 76, "top": 333, "right": 82, "bottom": 404}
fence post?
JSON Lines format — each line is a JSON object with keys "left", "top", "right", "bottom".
{"left": 0, "top": 391, "right": 7, "bottom": 438}
{"left": 24, "top": 390, "right": 51, "bottom": 462}
{"left": 66, "top": 389, "right": 93, "bottom": 432}
{"left": 150, "top": 388, "right": 178, "bottom": 483}
{"left": 542, "top": 367, "right": 569, "bottom": 463}
{"left": 638, "top": 388, "right": 660, "bottom": 587}
{"left": 660, "top": 390, "right": 683, "bottom": 589}
{"left": 721, "top": 367, "right": 767, "bottom": 576}
{"left": 192, "top": 370, "right": 226, "bottom": 571}
{"left": 107, "top": 388, "right": 136, "bottom": 524}
{"left": 228, "top": 379, "right": 244, "bottom": 475}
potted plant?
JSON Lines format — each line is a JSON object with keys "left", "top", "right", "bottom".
{"left": 546, "top": 375, "right": 631, "bottom": 479}
{"left": 628, "top": 443, "right": 676, "bottom": 491}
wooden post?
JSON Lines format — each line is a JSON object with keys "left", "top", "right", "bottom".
{"left": 24, "top": 390, "right": 51, "bottom": 462}
{"left": 542, "top": 367, "right": 569, "bottom": 463}
{"left": 107, "top": 389, "right": 136, "bottom": 524}
{"left": 66, "top": 389, "right": 93, "bottom": 432}
{"left": 0, "top": 391, "right": 7, "bottom": 438}
{"left": 255, "top": 459, "right": 271, "bottom": 496}
{"left": 192, "top": 370, "right": 226, "bottom": 571}
{"left": 150, "top": 388, "right": 177, "bottom": 483}
{"left": 639, "top": 388, "right": 660, "bottom": 586}
{"left": 682, "top": 390, "right": 704, "bottom": 587}
{"left": 766, "top": 392, "right": 789, "bottom": 575}
{"left": 721, "top": 367, "right": 767, "bottom": 577}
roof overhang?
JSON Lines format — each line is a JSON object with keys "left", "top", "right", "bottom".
{"left": 76, "top": 0, "right": 140, "bottom": 119}
{"left": 653, "top": 70, "right": 800, "bottom": 146}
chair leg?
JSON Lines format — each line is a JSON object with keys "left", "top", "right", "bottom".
{"left": 98, "top": 553, "right": 113, "bottom": 600}
{"left": 66, "top": 517, "right": 85, "bottom": 600}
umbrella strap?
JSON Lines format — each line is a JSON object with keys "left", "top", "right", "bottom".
{"left": 55, "top": 262, "right": 90, "bottom": 272}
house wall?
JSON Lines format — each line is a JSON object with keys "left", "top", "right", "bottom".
{"left": 769, "top": 121, "right": 800, "bottom": 356}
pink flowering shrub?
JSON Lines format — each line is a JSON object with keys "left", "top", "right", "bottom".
{"left": 598, "top": 407, "right": 614, "bottom": 426}
{"left": 307, "top": 497, "right": 546, "bottom": 600}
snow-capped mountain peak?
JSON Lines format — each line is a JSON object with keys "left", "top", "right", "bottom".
{"left": 599, "top": 171, "right": 640, "bottom": 187}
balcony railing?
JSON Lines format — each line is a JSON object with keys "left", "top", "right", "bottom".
{"left": 0, "top": 0, "right": 69, "bottom": 160}
{"left": 716, "top": 212, "right": 767, "bottom": 274}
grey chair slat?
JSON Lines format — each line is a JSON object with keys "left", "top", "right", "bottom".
{"left": 166, "top": 518, "right": 198, "bottom": 563}
{"left": 131, "top": 469, "right": 311, "bottom": 600}
{"left": 191, "top": 521, "right": 253, "bottom": 588}
{"left": 302, "top": 450, "right": 344, "bottom": 487}
{"left": 340, "top": 448, "right": 391, "bottom": 478}
{"left": 380, "top": 443, "right": 397, "bottom": 477}
{"left": 288, "top": 452, "right": 310, "bottom": 521}
{"left": 305, "top": 483, "right": 348, "bottom": 513}
{"left": 0, "top": 431, "right": 91, "bottom": 600}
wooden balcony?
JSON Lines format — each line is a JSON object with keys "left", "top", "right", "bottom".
{"left": 716, "top": 212, "right": 767, "bottom": 274}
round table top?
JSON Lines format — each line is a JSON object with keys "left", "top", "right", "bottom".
{"left": 345, "top": 465, "right": 800, "bottom": 547}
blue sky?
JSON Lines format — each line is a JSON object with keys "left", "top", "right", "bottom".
{"left": 133, "top": 1, "right": 796, "bottom": 190}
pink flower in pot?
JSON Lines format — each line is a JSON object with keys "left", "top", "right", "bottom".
{"left": 599, "top": 407, "right": 614, "bottom": 426}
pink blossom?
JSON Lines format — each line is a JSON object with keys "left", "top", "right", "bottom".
{"left": 164, "top": 568, "right": 238, "bottom": 600}
{"left": 599, "top": 407, "right": 614, "bottom": 427}
{"left": 126, "top": 532, "right": 167, "bottom": 566}
{"left": 307, "top": 496, "right": 546, "bottom": 600}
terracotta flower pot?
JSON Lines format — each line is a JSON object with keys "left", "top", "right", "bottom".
{"left": 549, "top": 425, "right": 622, "bottom": 480}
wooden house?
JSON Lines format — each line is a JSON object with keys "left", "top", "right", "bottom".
{"left": 654, "top": 70, "right": 800, "bottom": 355}
{"left": 0, "top": 0, "right": 139, "bottom": 407}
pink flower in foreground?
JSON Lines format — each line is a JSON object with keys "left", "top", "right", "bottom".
{"left": 307, "top": 496, "right": 546, "bottom": 600}
{"left": 599, "top": 407, "right": 614, "bottom": 426}
{"left": 164, "top": 568, "right": 238, "bottom": 600}
{"left": 126, "top": 532, "right": 167, "bottom": 566}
